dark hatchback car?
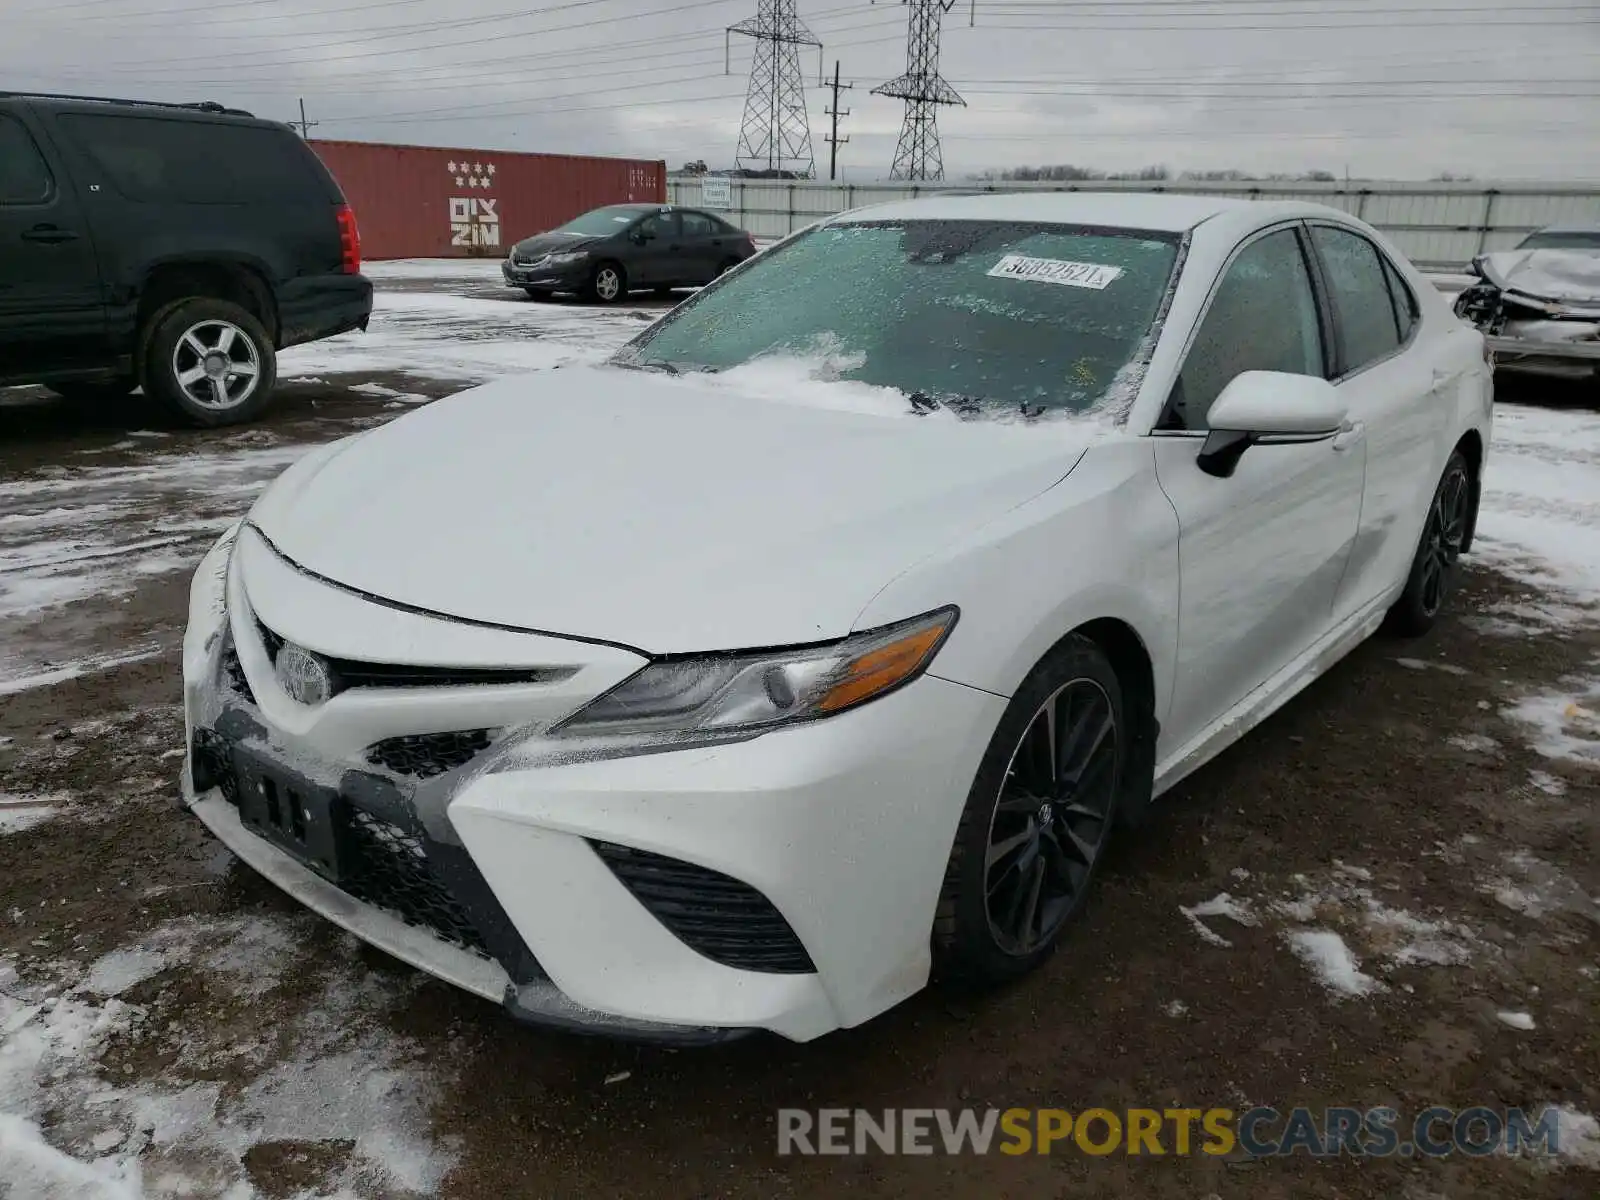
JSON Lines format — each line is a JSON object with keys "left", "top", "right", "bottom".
{"left": 502, "top": 204, "right": 757, "bottom": 303}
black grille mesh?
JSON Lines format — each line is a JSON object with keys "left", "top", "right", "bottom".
{"left": 342, "top": 809, "right": 492, "bottom": 958}
{"left": 366, "top": 730, "right": 493, "bottom": 778}
{"left": 590, "top": 842, "right": 815, "bottom": 974}
{"left": 220, "top": 642, "right": 255, "bottom": 705}
{"left": 191, "top": 728, "right": 238, "bottom": 804}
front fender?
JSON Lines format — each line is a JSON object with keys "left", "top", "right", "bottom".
{"left": 854, "top": 439, "right": 1180, "bottom": 717}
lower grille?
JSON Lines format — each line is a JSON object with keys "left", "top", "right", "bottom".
{"left": 220, "top": 641, "right": 255, "bottom": 705}
{"left": 366, "top": 730, "right": 493, "bottom": 779}
{"left": 191, "top": 728, "right": 239, "bottom": 805}
{"left": 590, "top": 842, "right": 815, "bottom": 974}
{"left": 342, "top": 809, "right": 492, "bottom": 958}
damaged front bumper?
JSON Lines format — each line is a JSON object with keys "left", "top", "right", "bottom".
{"left": 1456, "top": 248, "right": 1600, "bottom": 379}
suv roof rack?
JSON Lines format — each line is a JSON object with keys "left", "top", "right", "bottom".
{"left": 0, "top": 91, "right": 255, "bottom": 118}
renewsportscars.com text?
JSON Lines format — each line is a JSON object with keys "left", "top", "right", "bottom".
{"left": 777, "top": 1105, "right": 1569, "bottom": 1158}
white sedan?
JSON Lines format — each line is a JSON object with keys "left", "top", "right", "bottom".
{"left": 181, "top": 193, "right": 1492, "bottom": 1043}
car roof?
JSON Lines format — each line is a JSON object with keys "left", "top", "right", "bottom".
{"left": 830, "top": 190, "right": 1347, "bottom": 234}
{"left": 0, "top": 90, "right": 257, "bottom": 120}
{"left": 1531, "top": 222, "right": 1600, "bottom": 234}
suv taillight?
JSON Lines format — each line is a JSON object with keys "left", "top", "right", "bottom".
{"left": 336, "top": 203, "right": 361, "bottom": 275}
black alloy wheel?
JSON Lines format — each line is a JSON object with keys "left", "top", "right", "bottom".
{"left": 983, "top": 679, "right": 1119, "bottom": 956}
{"left": 934, "top": 634, "right": 1129, "bottom": 983}
{"left": 1384, "top": 449, "right": 1473, "bottom": 636}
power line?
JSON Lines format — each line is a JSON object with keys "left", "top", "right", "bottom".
{"left": 40, "top": 0, "right": 751, "bottom": 73}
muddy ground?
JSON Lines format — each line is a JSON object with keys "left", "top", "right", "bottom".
{"left": 1, "top": 351, "right": 1597, "bottom": 1197}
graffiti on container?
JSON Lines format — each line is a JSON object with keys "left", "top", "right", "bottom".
{"left": 447, "top": 159, "right": 500, "bottom": 250}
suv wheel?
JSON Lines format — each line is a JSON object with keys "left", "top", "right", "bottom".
{"left": 142, "top": 299, "right": 276, "bottom": 427}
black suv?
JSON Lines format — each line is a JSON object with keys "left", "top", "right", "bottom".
{"left": 0, "top": 92, "right": 372, "bottom": 426}
{"left": 503, "top": 204, "right": 757, "bottom": 303}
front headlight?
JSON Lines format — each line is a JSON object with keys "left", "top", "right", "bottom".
{"left": 551, "top": 606, "right": 958, "bottom": 740}
{"left": 539, "top": 250, "right": 590, "bottom": 268}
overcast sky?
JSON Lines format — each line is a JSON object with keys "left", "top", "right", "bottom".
{"left": 7, "top": 0, "right": 1599, "bottom": 181}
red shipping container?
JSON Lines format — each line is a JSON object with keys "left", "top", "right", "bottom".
{"left": 306, "top": 139, "right": 666, "bottom": 260}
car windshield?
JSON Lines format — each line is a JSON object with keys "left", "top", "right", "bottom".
{"left": 615, "top": 220, "right": 1183, "bottom": 416}
{"left": 554, "top": 206, "right": 646, "bottom": 236}
{"left": 1516, "top": 230, "right": 1600, "bottom": 252}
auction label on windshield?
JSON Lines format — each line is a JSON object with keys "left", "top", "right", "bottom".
{"left": 987, "top": 255, "right": 1124, "bottom": 289}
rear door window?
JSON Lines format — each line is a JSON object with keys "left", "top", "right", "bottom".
{"left": 1382, "top": 256, "right": 1418, "bottom": 343}
{"left": 1309, "top": 225, "right": 1403, "bottom": 373}
{"left": 681, "top": 212, "right": 721, "bottom": 237}
{"left": 56, "top": 113, "right": 329, "bottom": 204}
{"left": 0, "top": 114, "right": 54, "bottom": 205}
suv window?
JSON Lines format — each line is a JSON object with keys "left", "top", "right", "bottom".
{"left": 0, "top": 115, "right": 53, "bottom": 205}
{"left": 1167, "top": 229, "right": 1324, "bottom": 431}
{"left": 1310, "top": 225, "right": 1402, "bottom": 372}
{"left": 1382, "top": 256, "right": 1418, "bottom": 343}
{"left": 56, "top": 113, "right": 326, "bottom": 204}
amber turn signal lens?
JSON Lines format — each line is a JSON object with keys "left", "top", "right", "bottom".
{"left": 815, "top": 621, "right": 952, "bottom": 713}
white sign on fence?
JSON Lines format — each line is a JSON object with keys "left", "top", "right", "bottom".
{"left": 700, "top": 176, "right": 733, "bottom": 209}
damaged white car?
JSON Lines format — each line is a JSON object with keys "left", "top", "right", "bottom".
{"left": 1454, "top": 223, "right": 1600, "bottom": 382}
{"left": 181, "top": 193, "right": 1492, "bottom": 1043}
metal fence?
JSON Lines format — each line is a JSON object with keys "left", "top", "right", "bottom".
{"left": 667, "top": 177, "right": 1600, "bottom": 271}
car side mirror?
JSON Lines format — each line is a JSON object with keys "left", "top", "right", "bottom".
{"left": 1197, "top": 371, "right": 1346, "bottom": 479}
{"left": 632, "top": 229, "right": 655, "bottom": 244}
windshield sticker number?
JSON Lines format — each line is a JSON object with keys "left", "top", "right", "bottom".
{"left": 988, "top": 255, "right": 1123, "bottom": 289}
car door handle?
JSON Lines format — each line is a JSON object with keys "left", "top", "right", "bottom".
{"left": 1331, "top": 420, "right": 1366, "bottom": 452}
{"left": 21, "top": 225, "right": 79, "bottom": 244}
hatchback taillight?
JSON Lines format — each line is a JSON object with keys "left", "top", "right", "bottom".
{"left": 336, "top": 204, "right": 361, "bottom": 275}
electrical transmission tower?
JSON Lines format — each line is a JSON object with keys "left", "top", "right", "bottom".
{"left": 872, "top": 0, "right": 967, "bottom": 181}
{"left": 727, "top": 0, "right": 822, "bottom": 177}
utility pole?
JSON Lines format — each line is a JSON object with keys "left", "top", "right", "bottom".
{"left": 823, "top": 60, "right": 851, "bottom": 181}
{"left": 294, "top": 98, "right": 319, "bottom": 139}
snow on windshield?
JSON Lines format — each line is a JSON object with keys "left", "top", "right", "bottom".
{"left": 617, "top": 220, "right": 1183, "bottom": 421}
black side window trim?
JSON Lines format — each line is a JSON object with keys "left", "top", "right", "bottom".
{"left": 1156, "top": 221, "right": 1329, "bottom": 434}
{"left": 1304, "top": 220, "right": 1418, "bottom": 383}
{"left": 0, "top": 112, "right": 56, "bottom": 207}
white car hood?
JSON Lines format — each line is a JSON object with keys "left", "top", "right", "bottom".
{"left": 248, "top": 366, "right": 1098, "bottom": 652}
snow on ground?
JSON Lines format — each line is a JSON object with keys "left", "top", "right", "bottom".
{"left": 0, "top": 917, "right": 454, "bottom": 1199}
{"left": 1181, "top": 863, "right": 1488, "bottom": 1000}
{"left": 0, "top": 267, "right": 662, "bottom": 692}
{"left": 1475, "top": 403, "right": 1600, "bottom": 602}
{"left": 277, "top": 288, "right": 650, "bottom": 382}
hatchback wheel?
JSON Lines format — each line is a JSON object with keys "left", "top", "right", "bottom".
{"left": 1384, "top": 449, "right": 1472, "bottom": 636}
{"left": 588, "top": 262, "right": 626, "bottom": 304}
{"left": 142, "top": 299, "right": 276, "bottom": 427}
{"left": 934, "top": 635, "right": 1127, "bottom": 983}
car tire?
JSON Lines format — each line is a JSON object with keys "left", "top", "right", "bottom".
{"left": 141, "top": 298, "right": 276, "bottom": 428}
{"left": 717, "top": 258, "right": 741, "bottom": 277}
{"left": 48, "top": 378, "right": 138, "bottom": 405}
{"left": 587, "top": 262, "right": 627, "bottom": 304}
{"left": 932, "top": 634, "right": 1129, "bottom": 985}
{"left": 1383, "top": 449, "right": 1473, "bottom": 637}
